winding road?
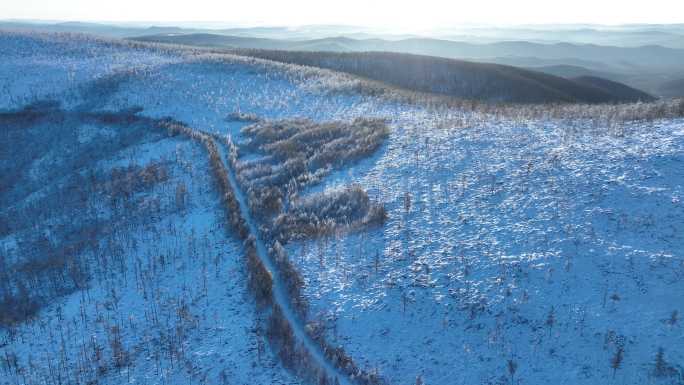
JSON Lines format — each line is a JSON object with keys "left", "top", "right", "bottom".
{"left": 211, "top": 136, "right": 354, "bottom": 385}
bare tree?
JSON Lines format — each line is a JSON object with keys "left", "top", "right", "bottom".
{"left": 507, "top": 359, "right": 518, "bottom": 384}
{"left": 546, "top": 306, "right": 555, "bottom": 336}
{"left": 610, "top": 346, "right": 623, "bottom": 378}
{"left": 668, "top": 310, "right": 679, "bottom": 326}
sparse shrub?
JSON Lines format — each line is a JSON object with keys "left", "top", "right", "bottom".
{"left": 546, "top": 306, "right": 556, "bottom": 333}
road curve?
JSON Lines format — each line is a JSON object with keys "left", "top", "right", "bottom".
{"left": 212, "top": 136, "right": 354, "bottom": 385}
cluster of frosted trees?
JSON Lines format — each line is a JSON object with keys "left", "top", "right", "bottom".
{"left": 229, "top": 117, "right": 391, "bottom": 384}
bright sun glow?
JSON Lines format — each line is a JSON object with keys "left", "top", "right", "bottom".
{"left": 2, "top": 0, "right": 683, "bottom": 29}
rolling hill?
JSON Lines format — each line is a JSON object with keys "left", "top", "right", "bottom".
{"left": 659, "top": 78, "right": 684, "bottom": 98}
{"left": 571, "top": 76, "right": 656, "bottom": 102}
{"left": 131, "top": 33, "right": 657, "bottom": 103}
{"left": 130, "top": 33, "right": 684, "bottom": 73}
{"left": 130, "top": 32, "right": 681, "bottom": 99}
{"left": 2, "top": 22, "right": 680, "bottom": 97}
{"left": 232, "top": 50, "right": 655, "bottom": 104}
{"left": 3, "top": 29, "right": 684, "bottom": 385}
{"left": 524, "top": 64, "right": 625, "bottom": 81}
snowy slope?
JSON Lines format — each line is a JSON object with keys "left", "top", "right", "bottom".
{"left": 1, "top": 30, "right": 683, "bottom": 385}
{"left": 0, "top": 32, "right": 181, "bottom": 109}
{"left": 283, "top": 116, "right": 684, "bottom": 384}
{"left": 0, "top": 115, "right": 299, "bottom": 384}
{"left": 0, "top": 33, "right": 299, "bottom": 385}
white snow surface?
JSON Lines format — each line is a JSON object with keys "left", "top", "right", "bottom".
{"left": 287, "top": 118, "right": 684, "bottom": 384}
{"left": 1, "top": 127, "right": 298, "bottom": 384}
{"left": 1, "top": 30, "right": 683, "bottom": 385}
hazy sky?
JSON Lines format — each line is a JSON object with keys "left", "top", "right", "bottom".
{"left": 3, "top": 0, "right": 683, "bottom": 29}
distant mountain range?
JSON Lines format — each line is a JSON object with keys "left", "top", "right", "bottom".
{"left": 129, "top": 32, "right": 684, "bottom": 98}
{"left": 659, "top": 78, "right": 684, "bottom": 98}
{"left": 225, "top": 50, "right": 655, "bottom": 104}
{"left": 3, "top": 20, "right": 684, "bottom": 48}
{"left": 436, "top": 25, "right": 684, "bottom": 48}
{"left": 2, "top": 20, "right": 680, "bottom": 101}
{"left": 130, "top": 33, "right": 684, "bottom": 73}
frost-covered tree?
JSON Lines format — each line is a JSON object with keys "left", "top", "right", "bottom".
{"left": 404, "top": 191, "right": 412, "bottom": 213}
{"left": 546, "top": 306, "right": 556, "bottom": 335}
{"left": 654, "top": 347, "right": 668, "bottom": 377}
{"left": 668, "top": 310, "right": 679, "bottom": 326}
{"left": 610, "top": 346, "right": 624, "bottom": 378}
{"left": 507, "top": 359, "right": 518, "bottom": 384}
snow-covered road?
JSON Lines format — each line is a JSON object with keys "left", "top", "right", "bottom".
{"left": 213, "top": 134, "right": 354, "bottom": 385}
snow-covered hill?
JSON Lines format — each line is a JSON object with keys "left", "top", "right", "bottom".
{"left": 285, "top": 115, "right": 684, "bottom": 384}
{"left": 1, "top": 31, "right": 682, "bottom": 385}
